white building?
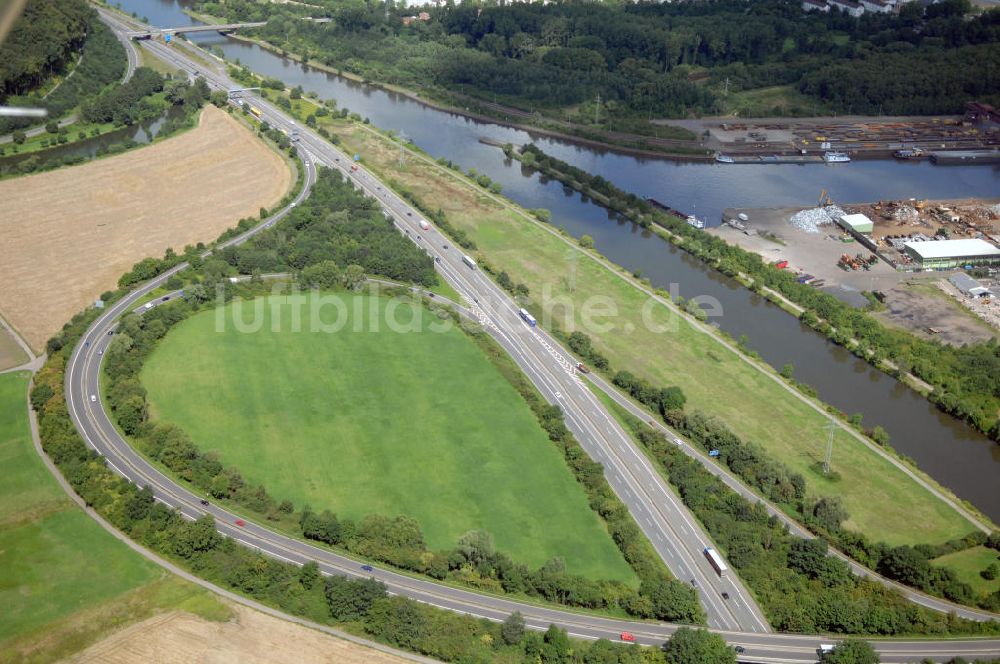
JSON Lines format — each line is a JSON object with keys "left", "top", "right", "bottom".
{"left": 860, "top": 0, "right": 892, "bottom": 12}
{"left": 828, "top": 0, "right": 865, "bottom": 16}
{"left": 837, "top": 213, "right": 874, "bottom": 234}
{"left": 904, "top": 238, "right": 1000, "bottom": 269}
{"left": 802, "top": 0, "right": 831, "bottom": 11}
{"left": 949, "top": 272, "right": 993, "bottom": 298}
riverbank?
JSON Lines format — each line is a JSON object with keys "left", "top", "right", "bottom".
{"left": 191, "top": 15, "right": 714, "bottom": 163}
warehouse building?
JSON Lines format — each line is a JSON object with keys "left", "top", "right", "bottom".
{"left": 903, "top": 238, "right": 1000, "bottom": 269}
{"left": 949, "top": 272, "right": 993, "bottom": 298}
{"left": 837, "top": 213, "right": 874, "bottom": 234}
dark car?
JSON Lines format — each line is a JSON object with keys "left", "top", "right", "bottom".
{"left": 235, "top": 519, "right": 246, "bottom": 527}
{"left": 199, "top": 499, "right": 209, "bottom": 506}
{"left": 722, "top": 592, "right": 730, "bottom": 600}
{"left": 735, "top": 646, "right": 746, "bottom": 653}
{"left": 361, "top": 564, "right": 374, "bottom": 572}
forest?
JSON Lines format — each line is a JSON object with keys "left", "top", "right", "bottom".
{"left": 0, "top": 0, "right": 91, "bottom": 99}
{"left": 196, "top": 0, "right": 1000, "bottom": 117}
{"left": 0, "top": 1, "right": 125, "bottom": 135}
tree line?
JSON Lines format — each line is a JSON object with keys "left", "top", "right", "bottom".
{"left": 199, "top": 0, "right": 998, "bottom": 118}
{"left": 619, "top": 410, "right": 1000, "bottom": 636}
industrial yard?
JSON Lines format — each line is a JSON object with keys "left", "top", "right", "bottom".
{"left": 714, "top": 197, "right": 1000, "bottom": 342}
{"left": 663, "top": 105, "right": 1000, "bottom": 160}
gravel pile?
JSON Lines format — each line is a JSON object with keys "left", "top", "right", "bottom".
{"left": 789, "top": 206, "right": 843, "bottom": 234}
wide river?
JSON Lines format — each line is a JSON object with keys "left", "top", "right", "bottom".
{"left": 124, "top": 0, "right": 1000, "bottom": 523}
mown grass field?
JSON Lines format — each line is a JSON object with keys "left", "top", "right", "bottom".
{"left": 0, "top": 372, "right": 229, "bottom": 662}
{"left": 313, "top": 115, "right": 977, "bottom": 549}
{"left": 140, "top": 294, "right": 635, "bottom": 583}
{"left": 933, "top": 546, "right": 1000, "bottom": 598}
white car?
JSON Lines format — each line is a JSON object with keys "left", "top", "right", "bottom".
{"left": 144, "top": 302, "right": 153, "bottom": 309}
{"left": 90, "top": 394, "right": 97, "bottom": 403}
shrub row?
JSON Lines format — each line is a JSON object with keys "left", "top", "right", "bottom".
{"left": 617, "top": 412, "right": 1000, "bottom": 636}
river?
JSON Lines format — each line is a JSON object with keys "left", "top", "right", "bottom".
{"left": 122, "top": 0, "right": 1000, "bottom": 524}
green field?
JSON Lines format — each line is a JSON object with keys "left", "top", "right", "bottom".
{"left": 0, "top": 372, "right": 227, "bottom": 660}
{"left": 140, "top": 294, "right": 636, "bottom": 583}
{"left": 933, "top": 546, "right": 1000, "bottom": 598}
{"left": 0, "top": 373, "right": 155, "bottom": 642}
{"left": 318, "top": 118, "right": 978, "bottom": 549}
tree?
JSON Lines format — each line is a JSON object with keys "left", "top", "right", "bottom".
{"left": 342, "top": 264, "right": 366, "bottom": 291}
{"left": 501, "top": 610, "right": 525, "bottom": 645}
{"left": 820, "top": 638, "right": 879, "bottom": 664}
{"left": 46, "top": 120, "right": 58, "bottom": 134}
{"left": 543, "top": 624, "right": 571, "bottom": 663}
{"left": 982, "top": 562, "right": 999, "bottom": 581}
{"left": 299, "top": 561, "right": 321, "bottom": 589}
{"left": 878, "top": 546, "right": 930, "bottom": 589}
{"left": 661, "top": 627, "right": 735, "bottom": 664}
{"left": 812, "top": 496, "right": 849, "bottom": 532}
{"left": 579, "top": 234, "right": 594, "bottom": 249}
{"left": 12, "top": 130, "right": 26, "bottom": 144}
{"left": 780, "top": 363, "right": 794, "bottom": 379}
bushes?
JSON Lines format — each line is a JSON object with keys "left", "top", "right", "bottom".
{"left": 619, "top": 412, "right": 1000, "bottom": 636}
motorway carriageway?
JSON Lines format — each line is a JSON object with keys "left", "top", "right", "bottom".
{"left": 64, "top": 9, "right": 1000, "bottom": 663}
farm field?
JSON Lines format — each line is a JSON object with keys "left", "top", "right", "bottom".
{"left": 0, "top": 105, "right": 291, "bottom": 352}
{"left": 67, "top": 604, "right": 411, "bottom": 664}
{"left": 316, "top": 115, "right": 977, "bottom": 549}
{"left": 0, "top": 371, "right": 170, "bottom": 660}
{"left": 140, "top": 294, "right": 636, "bottom": 583}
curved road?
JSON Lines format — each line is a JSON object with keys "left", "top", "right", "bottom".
{"left": 56, "top": 9, "right": 1000, "bottom": 663}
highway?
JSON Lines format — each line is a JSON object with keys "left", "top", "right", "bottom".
{"left": 61, "top": 9, "right": 1000, "bottom": 663}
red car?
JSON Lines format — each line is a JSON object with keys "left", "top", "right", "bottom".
{"left": 235, "top": 519, "right": 246, "bottom": 527}
{"left": 619, "top": 632, "right": 635, "bottom": 642}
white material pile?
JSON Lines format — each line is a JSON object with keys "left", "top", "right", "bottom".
{"left": 789, "top": 205, "right": 844, "bottom": 234}
{"left": 894, "top": 206, "right": 918, "bottom": 222}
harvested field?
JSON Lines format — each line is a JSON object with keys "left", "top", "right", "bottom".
{"left": 0, "top": 105, "right": 291, "bottom": 351}
{"left": 66, "top": 605, "right": 413, "bottom": 664}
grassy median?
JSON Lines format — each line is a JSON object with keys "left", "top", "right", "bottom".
{"left": 308, "top": 116, "right": 978, "bottom": 549}
{"left": 140, "top": 294, "right": 636, "bottom": 583}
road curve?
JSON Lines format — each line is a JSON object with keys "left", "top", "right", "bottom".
{"left": 54, "top": 8, "right": 1000, "bottom": 663}
{"left": 113, "top": 26, "right": 770, "bottom": 636}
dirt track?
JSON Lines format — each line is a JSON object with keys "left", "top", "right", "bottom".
{"left": 66, "top": 605, "right": 414, "bottom": 664}
{"left": 0, "top": 105, "right": 290, "bottom": 351}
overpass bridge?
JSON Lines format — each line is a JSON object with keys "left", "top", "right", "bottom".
{"left": 128, "top": 17, "right": 329, "bottom": 40}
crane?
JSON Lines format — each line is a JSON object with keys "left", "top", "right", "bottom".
{"left": 818, "top": 188, "right": 833, "bottom": 207}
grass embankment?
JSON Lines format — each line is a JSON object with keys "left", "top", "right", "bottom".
{"left": 298, "top": 112, "right": 976, "bottom": 548}
{"left": 0, "top": 372, "right": 228, "bottom": 662}
{"left": 934, "top": 546, "right": 1000, "bottom": 597}
{"left": 140, "top": 294, "right": 636, "bottom": 583}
